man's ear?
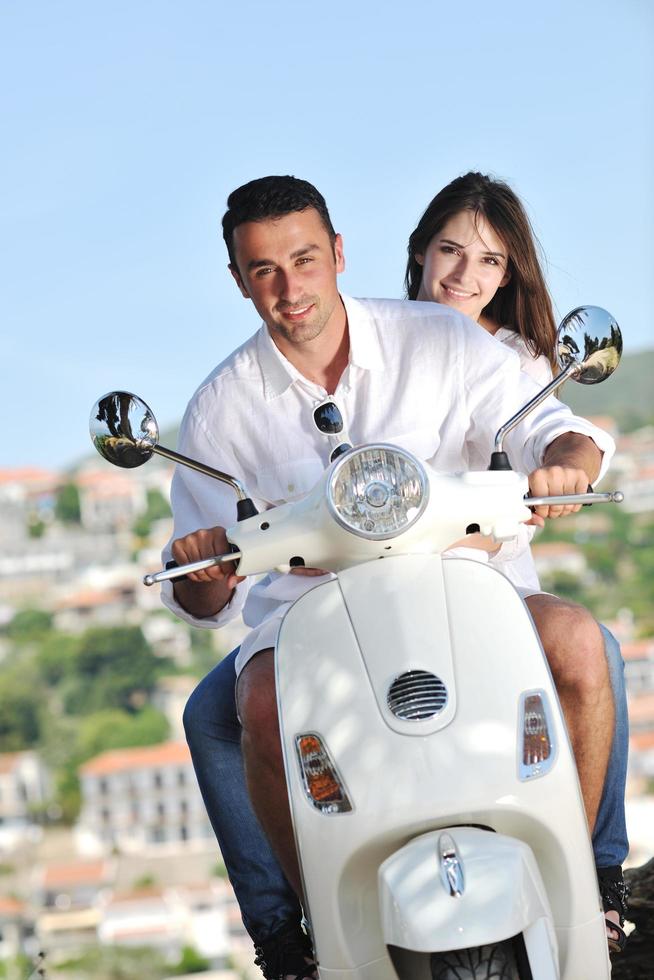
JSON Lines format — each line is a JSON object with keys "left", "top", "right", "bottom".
{"left": 229, "top": 263, "right": 250, "bottom": 299}
{"left": 333, "top": 233, "right": 345, "bottom": 274}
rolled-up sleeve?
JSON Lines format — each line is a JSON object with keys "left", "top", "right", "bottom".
{"left": 506, "top": 396, "right": 615, "bottom": 482}
{"left": 159, "top": 405, "right": 261, "bottom": 630}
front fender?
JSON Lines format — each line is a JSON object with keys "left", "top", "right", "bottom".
{"left": 378, "top": 827, "right": 558, "bottom": 964}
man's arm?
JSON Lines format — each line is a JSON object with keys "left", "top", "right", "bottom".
{"left": 528, "top": 432, "right": 602, "bottom": 524}
{"left": 171, "top": 525, "right": 245, "bottom": 619}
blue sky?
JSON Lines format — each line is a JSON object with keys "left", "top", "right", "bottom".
{"left": 2, "top": 0, "right": 652, "bottom": 469}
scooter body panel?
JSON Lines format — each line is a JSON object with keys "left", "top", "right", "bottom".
{"left": 378, "top": 827, "right": 556, "bottom": 955}
{"left": 276, "top": 554, "right": 610, "bottom": 979}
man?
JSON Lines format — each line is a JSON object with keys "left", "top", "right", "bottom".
{"left": 164, "top": 176, "right": 626, "bottom": 979}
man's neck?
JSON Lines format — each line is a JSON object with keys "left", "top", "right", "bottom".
{"left": 271, "top": 301, "right": 350, "bottom": 395}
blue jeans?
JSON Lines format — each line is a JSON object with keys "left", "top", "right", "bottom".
{"left": 184, "top": 626, "right": 629, "bottom": 943}
{"left": 592, "top": 625, "right": 629, "bottom": 869}
{"left": 183, "top": 648, "right": 301, "bottom": 942}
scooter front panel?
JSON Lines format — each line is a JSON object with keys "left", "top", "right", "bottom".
{"left": 275, "top": 555, "right": 606, "bottom": 978}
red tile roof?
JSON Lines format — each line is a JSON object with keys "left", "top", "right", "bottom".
{"left": 0, "top": 751, "right": 29, "bottom": 774}
{"left": 80, "top": 741, "right": 191, "bottom": 777}
{"left": 628, "top": 693, "right": 654, "bottom": 723}
{"left": 42, "top": 860, "right": 109, "bottom": 887}
{"left": 0, "top": 896, "right": 27, "bottom": 915}
{"left": 0, "top": 468, "right": 58, "bottom": 486}
{"left": 622, "top": 640, "right": 654, "bottom": 661}
{"left": 631, "top": 731, "right": 654, "bottom": 751}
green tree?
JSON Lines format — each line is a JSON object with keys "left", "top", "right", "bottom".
{"left": 56, "top": 764, "right": 82, "bottom": 823}
{"left": 63, "top": 626, "right": 163, "bottom": 715}
{"left": 5, "top": 608, "right": 53, "bottom": 643}
{"left": 35, "top": 631, "right": 81, "bottom": 686}
{"left": 132, "top": 487, "right": 171, "bottom": 539}
{"left": 76, "top": 707, "right": 169, "bottom": 760}
{"left": 0, "top": 667, "right": 44, "bottom": 750}
{"left": 54, "top": 944, "right": 168, "bottom": 979}
{"left": 170, "top": 945, "right": 211, "bottom": 975}
{"left": 27, "top": 516, "right": 46, "bottom": 538}
{"left": 55, "top": 481, "right": 81, "bottom": 523}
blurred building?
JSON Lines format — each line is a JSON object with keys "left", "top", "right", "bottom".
{"left": 76, "top": 742, "right": 212, "bottom": 854}
{"left": 0, "top": 751, "right": 51, "bottom": 850}
{"left": 34, "top": 859, "right": 114, "bottom": 952}
{"left": 98, "top": 881, "right": 231, "bottom": 963}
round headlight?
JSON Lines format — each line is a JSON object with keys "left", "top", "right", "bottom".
{"left": 326, "top": 445, "right": 428, "bottom": 540}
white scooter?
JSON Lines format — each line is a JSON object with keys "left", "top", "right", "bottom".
{"left": 90, "top": 306, "right": 624, "bottom": 979}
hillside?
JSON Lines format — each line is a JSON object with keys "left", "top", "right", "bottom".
{"left": 561, "top": 349, "right": 654, "bottom": 432}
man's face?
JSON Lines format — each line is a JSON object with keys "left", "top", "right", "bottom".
{"left": 230, "top": 208, "right": 345, "bottom": 350}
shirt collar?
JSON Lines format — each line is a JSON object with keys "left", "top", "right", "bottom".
{"left": 256, "top": 293, "right": 384, "bottom": 401}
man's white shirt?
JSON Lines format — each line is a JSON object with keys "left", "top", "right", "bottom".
{"left": 162, "top": 296, "right": 614, "bottom": 669}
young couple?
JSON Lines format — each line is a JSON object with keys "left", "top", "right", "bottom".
{"left": 163, "top": 173, "right": 629, "bottom": 979}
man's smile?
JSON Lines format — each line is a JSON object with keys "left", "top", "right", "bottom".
{"left": 278, "top": 302, "right": 315, "bottom": 320}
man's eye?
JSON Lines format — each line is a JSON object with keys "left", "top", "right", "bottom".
{"left": 255, "top": 267, "right": 273, "bottom": 278}
{"left": 296, "top": 257, "right": 313, "bottom": 266}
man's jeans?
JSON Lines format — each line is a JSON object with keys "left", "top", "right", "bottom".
{"left": 183, "top": 625, "right": 628, "bottom": 943}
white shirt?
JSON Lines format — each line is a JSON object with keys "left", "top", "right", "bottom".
{"left": 162, "top": 296, "right": 614, "bottom": 662}
{"left": 485, "top": 327, "right": 555, "bottom": 591}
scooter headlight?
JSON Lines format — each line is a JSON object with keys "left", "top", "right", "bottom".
{"left": 326, "top": 444, "right": 428, "bottom": 540}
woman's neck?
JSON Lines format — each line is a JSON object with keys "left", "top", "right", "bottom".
{"left": 478, "top": 313, "right": 501, "bottom": 336}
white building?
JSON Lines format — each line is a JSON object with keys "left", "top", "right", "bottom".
{"left": 531, "top": 541, "right": 588, "bottom": 580}
{"left": 76, "top": 742, "right": 213, "bottom": 854}
{"left": 98, "top": 881, "right": 231, "bottom": 964}
{"left": 0, "top": 751, "right": 51, "bottom": 851}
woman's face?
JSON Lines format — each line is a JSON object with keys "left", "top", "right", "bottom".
{"left": 415, "top": 210, "right": 510, "bottom": 323}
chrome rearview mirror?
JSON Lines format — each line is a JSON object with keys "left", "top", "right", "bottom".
{"left": 557, "top": 306, "right": 622, "bottom": 385}
{"left": 491, "top": 306, "right": 621, "bottom": 467}
{"left": 89, "top": 391, "right": 258, "bottom": 518}
{"left": 90, "top": 392, "right": 158, "bottom": 468}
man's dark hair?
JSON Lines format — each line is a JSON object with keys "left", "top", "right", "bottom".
{"left": 222, "top": 175, "right": 336, "bottom": 268}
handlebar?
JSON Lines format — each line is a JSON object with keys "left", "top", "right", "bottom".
{"left": 524, "top": 490, "right": 624, "bottom": 507}
{"left": 144, "top": 488, "right": 624, "bottom": 587}
{"left": 143, "top": 551, "right": 242, "bottom": 587}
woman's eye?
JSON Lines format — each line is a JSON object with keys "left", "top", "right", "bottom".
{"left": 441, "top": 245, "right": 457, "bottom": 255}
{"left": 483, "top": 257, "right": 499, "bottom": 266}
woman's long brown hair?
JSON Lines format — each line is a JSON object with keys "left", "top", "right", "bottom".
{"left": 405, "top": 172, "right": 558, "bottom": 369}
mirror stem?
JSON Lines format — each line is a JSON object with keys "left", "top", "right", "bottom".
{"left": 493, "top": 360, "right": 579, "bottom": 455}
{"left": 151, "top": 444, "right": 250, "bottom": 501}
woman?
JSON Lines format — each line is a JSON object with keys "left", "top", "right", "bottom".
{"left": 183, "top": 174, "right": 630, "bottom": 977}
{"left": 404, "top": 171, "right": 629, "bottom": 950}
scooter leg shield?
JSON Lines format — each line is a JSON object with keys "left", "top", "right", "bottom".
{"left": 378, "top": 828, "right": 558, "bottom": 967}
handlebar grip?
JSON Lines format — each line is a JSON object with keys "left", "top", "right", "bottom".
{"left": 165, "top": 559, "right": 188, "bottom": 582}
{"left": 165, "top": 542, "right": 239, "bottom": 582}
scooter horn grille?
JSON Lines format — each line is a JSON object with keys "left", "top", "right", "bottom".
{"left": 387, "top": 670, "right": 448, "bottom": 721}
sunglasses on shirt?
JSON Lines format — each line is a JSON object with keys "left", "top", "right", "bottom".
{"left": 313, "top": 400, "right": 353, "bottom": 464}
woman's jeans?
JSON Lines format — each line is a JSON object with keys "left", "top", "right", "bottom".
{"left": 183, "top": 624, "right": 629, "bottom": 944}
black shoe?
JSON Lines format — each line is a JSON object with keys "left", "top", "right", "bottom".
{"left": 597, "top": 864, "right": 630, "bottom": 954}
{"left": 253, "top": 919, "right": 317, "bottom": 979}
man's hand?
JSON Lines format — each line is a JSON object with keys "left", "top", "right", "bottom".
{"left": 172, "top": 526, "right": 245, "bottom": 618}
